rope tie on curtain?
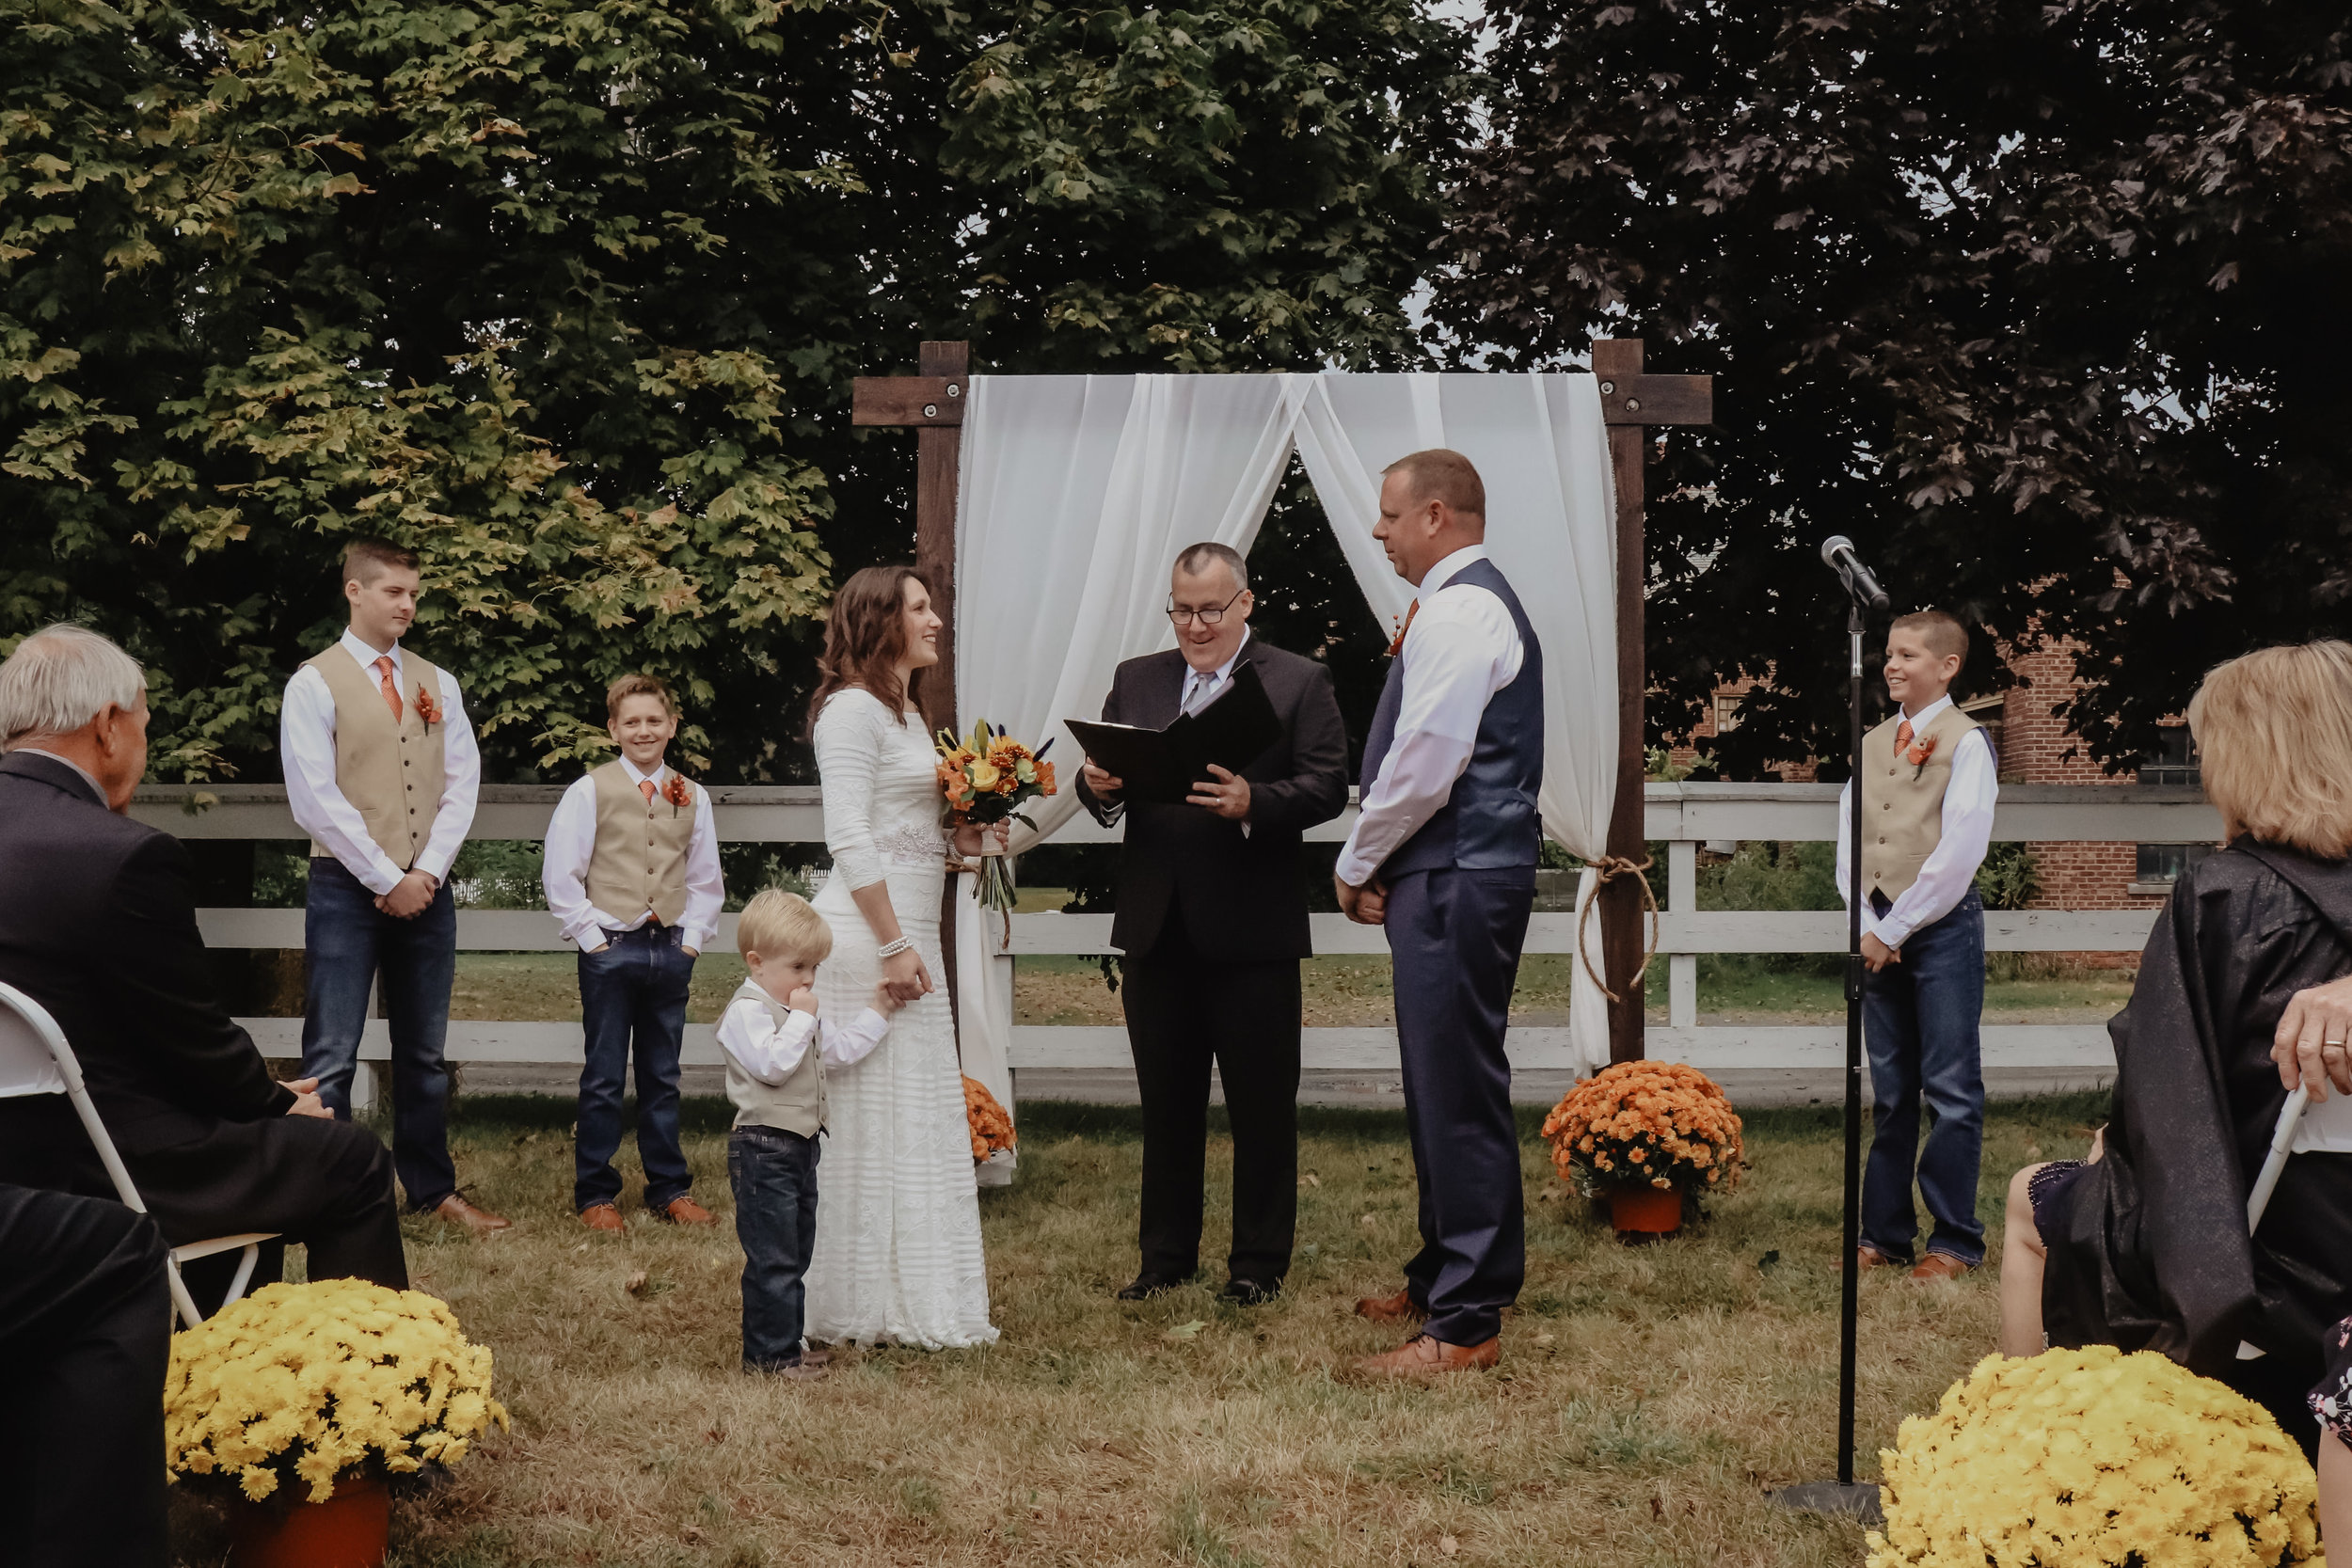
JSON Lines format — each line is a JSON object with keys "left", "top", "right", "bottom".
{"left": 1575, "top": 853, "right": 1661, "bottom": 1005}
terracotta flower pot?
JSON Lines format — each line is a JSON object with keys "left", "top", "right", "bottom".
{"left": 228, "top": 1474, "right": 389, "bottom": 1568}
{"left": 1608, "top": 1184, "right": 1683, "bottom": 1239}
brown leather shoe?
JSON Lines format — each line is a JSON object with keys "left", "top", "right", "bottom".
{"left": 1354, "top": 1333, "right": 1500, "bottom": 1380}
{"left": 579, "top": 1202, "right": 624, "bottom": 1232}
{"left": 1354, "top": 1287, "right": 1427, "bottom": 1324}
{"left": 1910, "top": 1252, "right": 1974, "bottom": 1282}
{"left": 436, "top": 1194, "right": 510, "bottom": 1235}
{"left": 655, "top": 1196, "right": 718, "bottom": 1226}
{"left": 1843, "top": 1246, "right": 1903, "bottom": 1271}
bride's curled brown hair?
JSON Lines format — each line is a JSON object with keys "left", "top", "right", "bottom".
{"left": 807, "top": 564, "right": 932, "bottom": 736}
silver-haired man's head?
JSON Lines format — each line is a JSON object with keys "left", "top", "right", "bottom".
{"left": 0, "top": 623, "right": 151, "bottom": 811}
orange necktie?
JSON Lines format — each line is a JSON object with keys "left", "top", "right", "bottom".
{"left": 373, "top": 656, "right": 403, "bottom": 722}
{"left": 1895, "top": 719, "right": 1914, "bottom": 756}
{"left": 1387, "top": 600, "right": 1420, "bottom": 658}
{"left": 638, "top": 779, "right": 656, "bottom": 806}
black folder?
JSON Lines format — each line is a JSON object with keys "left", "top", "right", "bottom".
{"left": 1065, "top": 662, "right": 1283, "bottom": 805}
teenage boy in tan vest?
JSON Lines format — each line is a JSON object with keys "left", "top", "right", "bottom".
{"left": 541, "top": 673, "right": 724, "bottom": 1230}
{"left": 281, "top": 538, "right": 506, "bottom": 1234}
{"left": 1836, "top": 610, "right": 1998, "bottom": 1281}
{"left": 716, "top": 890, "right": 898, "bottom": 1377}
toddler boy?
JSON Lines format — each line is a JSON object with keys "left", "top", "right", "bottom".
{"left": 1836, "top": 610, "right": 1998, "bottom": 1280}
{"left": 718, "top": 889, "right": 898, "bottom": 1377}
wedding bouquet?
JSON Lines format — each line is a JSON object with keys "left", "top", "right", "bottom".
{"left": 1539, "top": 1061, "right": 1744, "bottom": 1197}
{"left": 935, "top": 719, "right": 1057, "bottom": 926}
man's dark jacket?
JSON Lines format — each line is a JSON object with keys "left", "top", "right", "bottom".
{"left": 1075, "top": 637, "right": 1349, "bottom": 962}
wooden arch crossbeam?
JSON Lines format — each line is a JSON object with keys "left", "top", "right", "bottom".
{"left": 852, "top": 341, "right": 1713, "bottom": 1064}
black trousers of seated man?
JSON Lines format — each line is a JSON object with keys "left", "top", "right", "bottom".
{"left": 1120, "top": 918, "right": 1301, "bottom": 1286}
{"left": 0, "top": 1184, "right": 172, "bottom": 1568}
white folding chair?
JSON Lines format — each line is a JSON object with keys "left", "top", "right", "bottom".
{"left": 2237, "top": 1080, "right": 2352, "bottom": 1359}
{"left": 0, "top": 981, "right": 278, "bottom": 1330}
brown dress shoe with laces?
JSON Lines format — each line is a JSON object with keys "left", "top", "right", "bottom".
{"left": 1910, "top": 1252, "right": 1974, "bottom": 1282}
{"left": 656, "top": 1196, "right": 718, "bottom": 1226}
{"left": 579, "top": 1203, "right": 624, "bottom": 1232}
{"left": 436, "top": 1194, "right": 511, "bottom": 1235}
{"left": 1354, "top": 1334, "right": 1500, "bottom": 1380}
{"left": 1354, "top": 1287, "right": 1427, "bottom": 1324}
{"left": 1843, "top": 1246, "right": 1902, "bottom": 1272}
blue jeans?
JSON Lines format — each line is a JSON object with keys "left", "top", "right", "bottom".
{"left": 575, "top": 923, "right": 695, "bottom": 1212}
{"left": 299, "top": 858, "right": 457, "bottom": 1212}
{"left": 729, "top": 1125, "right": 819, "bottom": 1370}
{"left": 1861, "top": 890, "right": 1988, "bottom": 1265}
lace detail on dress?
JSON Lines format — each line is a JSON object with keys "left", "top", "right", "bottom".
{"left": 874, "top": 821, "right": 947, "bottom": 865}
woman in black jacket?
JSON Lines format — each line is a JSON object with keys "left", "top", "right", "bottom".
{"left": 1996, "top": 639, "right": 2352, "bottom": 1456}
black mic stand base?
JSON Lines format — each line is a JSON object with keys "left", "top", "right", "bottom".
{"left": 1771, "top": 1480, "right": 1885, "bottom": 1528}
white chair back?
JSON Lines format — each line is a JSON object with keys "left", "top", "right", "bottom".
{"left": 0, "top": 981, "right": 148, "bottom": 1213}
{"left": 2293, "top": 1084, "right": 2352, "bottom": 1154}
{"left": 0, "top": 981, "right": 70, "bottom": 1099}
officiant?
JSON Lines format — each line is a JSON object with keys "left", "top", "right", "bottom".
{"left": 1077, "top": 543, "right": 1349, "bottom": 1305}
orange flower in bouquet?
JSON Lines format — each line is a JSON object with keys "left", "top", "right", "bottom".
{"left": 1539, "top": 1061, "right": 1743, "bottom": 1196}
{"left": 935, "top": 719, "right": 1057, "bottom": 931}
{"left": 962, "top": 1075, "right": 1017, "bottom": 1161}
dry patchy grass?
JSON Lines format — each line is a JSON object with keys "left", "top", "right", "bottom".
{"left": 170, "top": 1092, "right": 2107, "bottom": 1568}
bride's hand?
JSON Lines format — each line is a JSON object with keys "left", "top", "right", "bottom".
{"left": 882, "top": 945, "right": 932, "bottom": 1001}
{"left": 952, "top": 820, "right": 1010, "bottom": 856}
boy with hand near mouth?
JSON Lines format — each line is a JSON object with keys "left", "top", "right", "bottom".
{"left": 1836, "top": 610, "right": 1998, "bottom": 1282}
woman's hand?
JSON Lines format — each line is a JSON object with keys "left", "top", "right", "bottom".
{"left": 2274, "top": 974, "right": 2352, "bottom": 1101}
{"left": 882, "top": 945, "right": 933, "bottom": 1002}
{"left": 952, "top": 820, "right": 1011, "bottom": 857}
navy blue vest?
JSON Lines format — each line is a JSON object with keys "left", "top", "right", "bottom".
{"left": 1359, "top": 556, "right": 1545, "bottom": 877}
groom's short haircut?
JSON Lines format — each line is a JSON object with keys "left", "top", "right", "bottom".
{"left": 1173, "top": 541, "right": 1248, "bottom": 592}
{"left": 1383, "top": 449, "right": 1486, "bottom": 521}
{"left": 342, "top": 537, "right": 420, "bottom": 586}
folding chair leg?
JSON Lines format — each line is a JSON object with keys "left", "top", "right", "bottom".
{"left": 167, "top": 1256, "right": 206, "bottom": 1331}
{"left": 222, "top": 1242, "right": 262, "bottom": 1309}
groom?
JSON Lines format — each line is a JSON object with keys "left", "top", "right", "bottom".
{"left": 1337, "top": 449, "right": 1542, "bottom": 1379}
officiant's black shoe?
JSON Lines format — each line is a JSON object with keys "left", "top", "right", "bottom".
{"left": 1219, "top": 1277, "right": 1280, "bottom": 1307}
{"left": 1117, "top": 1274, "right": 1182, "bottom": 1302}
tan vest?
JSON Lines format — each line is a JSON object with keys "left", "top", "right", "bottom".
{"left": 582, "top": 760, "right": 695, "bottom": 929}
{"left": 724, "top": 980, "right": 828, "bottom": 1137}
{"left": 1859, "top": 704, "right": 1984, "bottom": 901}
{"left": 305, "top": 645, "right": 450, "bottom": 869}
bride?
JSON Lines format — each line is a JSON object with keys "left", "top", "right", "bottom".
{"left": 802, "top": 564, "right": 999, "bottom": 1350}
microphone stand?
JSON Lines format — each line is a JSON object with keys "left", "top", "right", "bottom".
{"left": 1772, "top": 584, "right": 1885, "bottom": 1526}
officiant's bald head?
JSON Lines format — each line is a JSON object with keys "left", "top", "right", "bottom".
{"left": 1375, "top": 449, "right": 1486, "bottom": 587}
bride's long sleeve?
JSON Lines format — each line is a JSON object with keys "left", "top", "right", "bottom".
{"left": 814, "top": 694, "right": 887, "bottom": 892}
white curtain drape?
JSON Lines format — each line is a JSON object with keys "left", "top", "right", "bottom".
{"left": 949, "top": 372, "right": 1622, "bottom": 1144}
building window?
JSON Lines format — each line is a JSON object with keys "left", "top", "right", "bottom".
{"left": 2134, "top": 842, "right": 2213, "bottom": 889}
{"left": 1712, "top": 693, "right": 1743, "bottom": 735}
{"left": 2137, "top": 727, "right": 2200, "bottom": 787}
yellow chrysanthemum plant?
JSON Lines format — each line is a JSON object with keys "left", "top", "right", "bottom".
{"left": 1538, "top": 1060, "right": 1744, "bottom": 1196}
{"left": 1867, "top": 1345, "right": 2324, "bottom": 1568}
{"left": 166, "top": 1279, "right": 509, "bottom": 1504}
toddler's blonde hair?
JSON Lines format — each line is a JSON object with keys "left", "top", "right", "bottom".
{"left": 737, "top": 888, "right": 833, "bottom": 963}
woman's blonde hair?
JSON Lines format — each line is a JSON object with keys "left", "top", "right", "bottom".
{"left": 2187, "top": 640, "right": 2352, "bottom": 860}
{"left": 737, "top": 888, "right": 833, "bottom": 962}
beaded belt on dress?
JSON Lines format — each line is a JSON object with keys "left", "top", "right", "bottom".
{"left": 874, "top": 824, "right": 948, "bottom": 864}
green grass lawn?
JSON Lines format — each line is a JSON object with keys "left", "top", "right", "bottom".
{"left": 168, "top": 1092, "right": 2110, "bottom": 1568}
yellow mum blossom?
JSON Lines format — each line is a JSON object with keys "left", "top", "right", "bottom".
{"left": 1866, "top": 1346, "right": 2321, "bottom": 1568}
{"left": 165, "top": 1279, "right": 508, "bottom": 1504}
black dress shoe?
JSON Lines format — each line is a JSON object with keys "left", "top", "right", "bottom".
{"left": 1218, "top": 1277, "right": 1280, "bottom": 1307}
{"left": 1116, "top": 1274, "right": 1181, "bottom": 1301}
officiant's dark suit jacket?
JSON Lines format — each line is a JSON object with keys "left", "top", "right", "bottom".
{"left": 1075, "top": 637, "right": 1349, "bottom": 961}
{"left": 0, "top": 750, "right": 406, "bottom": 1296}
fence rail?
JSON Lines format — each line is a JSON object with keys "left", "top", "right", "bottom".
{"left": 140, "top": 782, "right": 2213, "bottom": 1096}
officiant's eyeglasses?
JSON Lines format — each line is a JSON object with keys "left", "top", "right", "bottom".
{"left": 1168, "top": 588, "right": 1247, "bottom": 626}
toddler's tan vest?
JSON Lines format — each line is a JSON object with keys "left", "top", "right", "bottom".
{"left": 582, "top": 760, "right": 695, "bottom": 928}
{"left": 724, "top": 980, "right": 828, "bottom": 1137}
{"left": 304, "top": 644, "right": 450, "bottom": 869}
{"left": 1859, "top": 704, "right": 1983, "bottom": 902}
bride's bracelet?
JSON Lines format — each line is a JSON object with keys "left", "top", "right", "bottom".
{"left": 875, "top": 936, "right": 915, "bottom": 959}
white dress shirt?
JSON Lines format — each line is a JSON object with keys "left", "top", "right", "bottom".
{"left": 1335, "top": 546, "right": 1526, "bottom": 888}
{"left": 540, "top": 757, "right": 724, "bottom": 951}
{"left": 716, "top": 996, "right": 890, "bottom": 1084}
{"left": 281, "top": 629, "right": 482, "bottom": 895}
{"left": 1181, "top": 629, "right": 1251, "bottom": 714}
{"left": 1836, "top": 692, "right": 1999, "bottom": 947}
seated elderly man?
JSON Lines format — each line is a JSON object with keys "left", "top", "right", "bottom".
{"left": 0, "top": 625, "right": 406, "bottom": 1301}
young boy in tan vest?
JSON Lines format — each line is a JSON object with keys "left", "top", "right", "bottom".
{"left": 1836, "top": 610, "right": 1998, "bottom": 1280}
{"left": 541, "top": 674, "right": 724, "bottom": 1230}
{"left": 282, "top": 537, "right": 505, "bottom": 1234}
{"left": 716, "top": 890, "right": 898, "bottom": 1376}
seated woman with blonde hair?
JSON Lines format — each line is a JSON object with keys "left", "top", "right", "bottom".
{"left": 1998, "top": 640, "right": 2352, "bottom": 1458}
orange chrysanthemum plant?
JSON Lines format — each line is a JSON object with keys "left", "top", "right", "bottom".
{"left": 1540, "top": 1061, "right": 1744, "bottom": 1198}
{"left": 963, "top": 1075, "right": 1017, "bottom": 1163}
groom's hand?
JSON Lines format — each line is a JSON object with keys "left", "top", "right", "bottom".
{"left": 1185, "top": 764, "right": 1250, "bottom": 820}
{"left": 1337, "top": 875, "right": 1387, "bottom": 926}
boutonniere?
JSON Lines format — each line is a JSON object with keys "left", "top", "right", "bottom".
{"left": 661, "top": 774, "right": 692, "bottom": 816}
{"left": 413, "top": 683, "right": 441, "bottom": 727}
{"left": 1908, "top": 734, "right": 1939, "bottom": 780}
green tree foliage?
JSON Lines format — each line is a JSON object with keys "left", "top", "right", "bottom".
{"left": 1441, "top": 0, "right": 2352, "bottom": 774}
{"left": 3, "top": 0, "right": 1466, "bottom": 782}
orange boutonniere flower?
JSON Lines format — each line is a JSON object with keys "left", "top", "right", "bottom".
{"left": 1908, "top": 733, "right": 1939, "bottom": 779}
{"left": 413, "top": 683, "right": 441, "bottom": 726}
{"left": 662, "top": 774, "right": 691, "bottom": 816}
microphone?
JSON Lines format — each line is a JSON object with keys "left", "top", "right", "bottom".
{"left": 1820, "top": 536, "right": 1890, "bottom": 613}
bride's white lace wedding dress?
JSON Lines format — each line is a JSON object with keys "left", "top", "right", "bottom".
{"left": 804, "top": 689, "right": 998, "bottom": 1349}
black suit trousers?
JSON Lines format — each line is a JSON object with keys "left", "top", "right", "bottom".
{"left": 1120, "top": 919, "right": 1301, "bottom": 1283}
{"left": 0, "top": 1185, "right": 171, "bottom": 1568}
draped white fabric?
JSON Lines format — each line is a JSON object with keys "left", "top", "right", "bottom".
{"left": 950, "top": 372, "right": 1623, "bottom": 1118}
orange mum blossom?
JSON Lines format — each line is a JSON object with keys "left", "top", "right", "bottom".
{"left": 1540, "top": 1062, "right": 1743, "bottom": 1198}
{"left": 962, "top": 1075, "right": 1017, "bottom": 1161}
